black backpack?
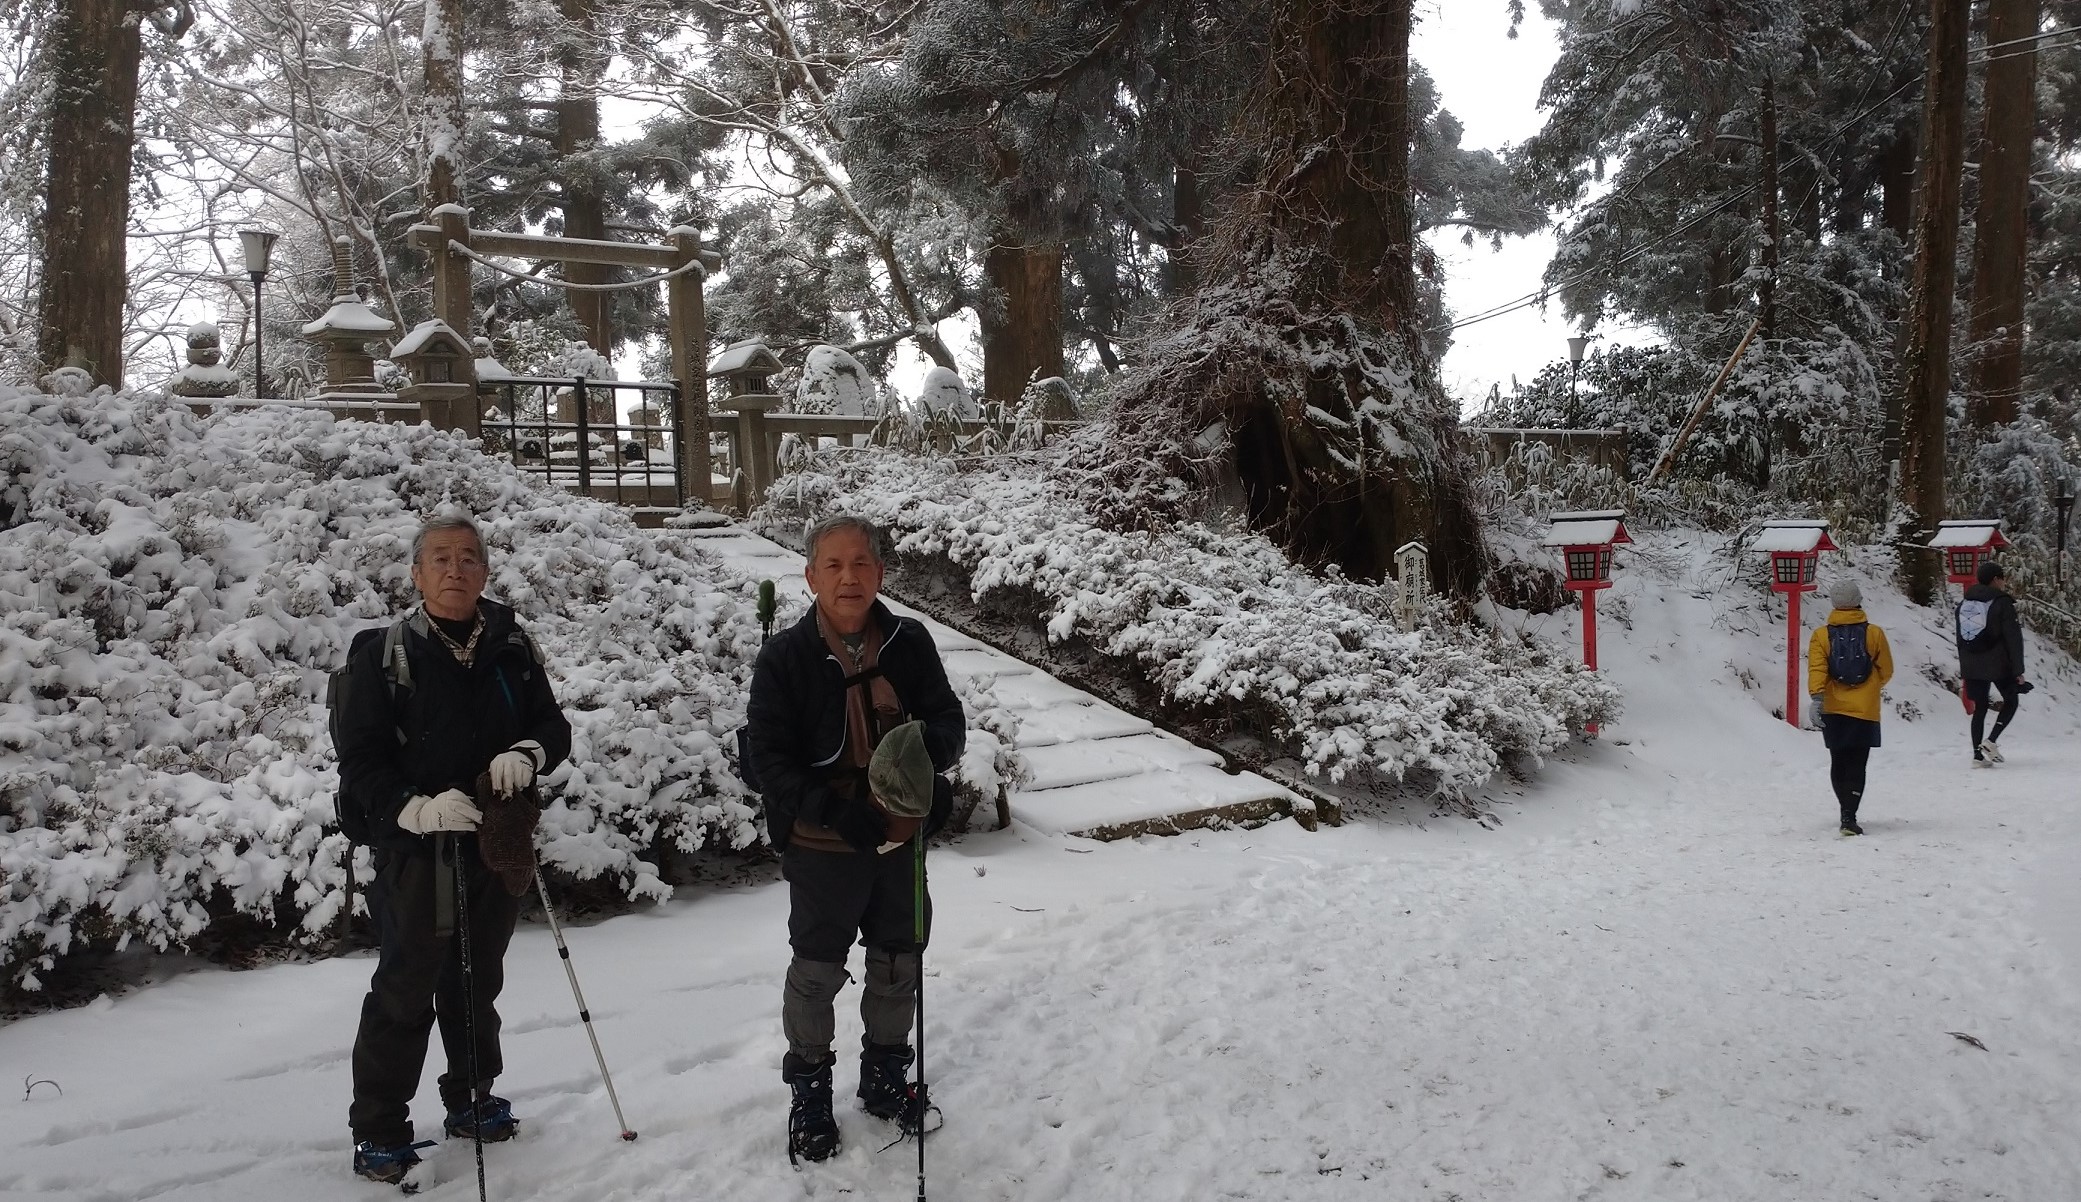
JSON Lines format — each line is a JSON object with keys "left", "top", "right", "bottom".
{"left": 1826, "top": 622, "right": 1873, "bottom": 686}
{"left": 326, "top": 620, "right": 413, "bottom": 843}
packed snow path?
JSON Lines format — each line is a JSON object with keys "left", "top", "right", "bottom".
{"left": 4, "top": 537, "right": 2081, "bottom": 1199}
{"left": 682, "top": 521, "right": 1312, "bottom": 836}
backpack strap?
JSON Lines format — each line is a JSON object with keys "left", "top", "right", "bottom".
{"left": 379, "top": 617, "right": 413, "bottom": 744}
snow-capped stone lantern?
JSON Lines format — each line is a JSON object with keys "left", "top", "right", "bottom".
{"left": 1750, "top": 519, "right": 1838, "bottom": 728}
{"left": 169, "top": 321, "right": 239, "bottom": 400}
{"left": 300, "top": 236, "right": 396, "bottom": 413}
{"left": 709, "top": 338, "right": 786, "bottom": 509}
{"left": 1392, "top": 540, "right": 1430, "bottom": 632}
{"left": 1927, "top": 520, "right": 2008, "bottom": 589}
{"left": 389, "top": 318, "right": 478, "bottom": 434}
{"left": 1541, "top": 509, "right": 1632, "bottom": 735}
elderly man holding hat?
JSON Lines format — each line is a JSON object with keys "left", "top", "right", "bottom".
{"left": 1807, "top": 577, "right": 1894, "bottom": 835}
{"left": 744, "top": 514, "right": 962, "bottom": 1164}
{"left": 1956, "top": 560, "right": 2029, "bottom": 766}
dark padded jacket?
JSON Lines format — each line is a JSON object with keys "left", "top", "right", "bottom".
{"left": 745, "top": 599, "right": 965, "bottom": 852}
{"left": 336, "top": 601, "right": 572, "bottom": 855}
{"left": 1956, "top": 583, "right": 2026, "bottom": 682}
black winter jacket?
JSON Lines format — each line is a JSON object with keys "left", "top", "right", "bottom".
{"left": 336, "top": 601, "right": 573, "bottom": 855}
{"left": 745, "top": 600, "right": 965, "bottom": 852}
{"left": 1956, "top": 583, "right": 2026, "bottom": 682}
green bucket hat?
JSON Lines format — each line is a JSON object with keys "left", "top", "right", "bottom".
{"left": 868, "top": 720, "right": 935, "bottom": 820}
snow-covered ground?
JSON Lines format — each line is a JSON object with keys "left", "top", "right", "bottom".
{"left": 5, "top": 534, "right": 2081, "bottom": 1201}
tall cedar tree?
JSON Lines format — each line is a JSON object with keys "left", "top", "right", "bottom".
{"left": 1108, "top": 0, "right": 1483, "bottom": 590}
{"left": 1898, "top": 0, "right": 1971, "bottom": 604}
{"left": 37, "top": 0, "right": 192, "bottom": 385}
{"left": 1967, "top": 0, "right": 2039, "bottom": 428}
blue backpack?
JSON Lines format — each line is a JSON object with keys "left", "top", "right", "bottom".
{"left": 1826, "top": 623, "right": 1872, "bottom": 686}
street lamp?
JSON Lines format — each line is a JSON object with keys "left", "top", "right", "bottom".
{"left": 1567, "top": 335, "right": 1589, "bottom": 406}
{"left": 239, "top": 228, "right": 278, "bottom": 398}
{"left": 2057, "top": 477, "right": 2076, "bottom": 586}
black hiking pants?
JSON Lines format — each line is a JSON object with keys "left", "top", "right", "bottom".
{"left": 781, "top": 845, "right": 931, "bottom": 1067}
{"left": 349, "top": 839, "right": 518, "bottom": 1147}
{"left": 1965, "top": 677, "right": 2020, "bottom": 752}
{"left": 1828, "top": 746, "right": 1869, "bottom": 822}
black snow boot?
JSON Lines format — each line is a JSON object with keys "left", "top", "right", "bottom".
{"left": 784, "top": 1053, "right": 840, "bottom": 1164}
{"left": 1840, "top": 812, "right": 1863, "bottom": 836}
{"left": 857, "top": 1040, "right": 916, "bottom": 1122}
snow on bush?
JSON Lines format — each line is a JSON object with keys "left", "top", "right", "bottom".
{"left": 756, "top": 437, "right": 1619, "bottom": 798}
{"left": 0, "top": 386, "right": 1016, "bottom": 989}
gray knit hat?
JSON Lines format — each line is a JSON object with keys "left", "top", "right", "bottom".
{"left": 868, "top": 721, "right": 935, "bottom": 820}
{"left": 1829, "top": 578, "right": 1862, "bottom": 610}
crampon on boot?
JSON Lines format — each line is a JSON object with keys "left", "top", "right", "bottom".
{"left": 784, "top": 1054, "right": 840, "bottom": 1165}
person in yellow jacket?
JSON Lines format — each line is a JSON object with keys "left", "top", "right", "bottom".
{"left": 1806, "top": 579, "right": 1894, "bottom": 835}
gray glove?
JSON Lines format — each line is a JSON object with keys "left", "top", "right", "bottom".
{"left": 398, "top": 788, "right": 482, "bottom": 833}
{"left": 1807, "top": 693, "right": 1825, "bottom": 729}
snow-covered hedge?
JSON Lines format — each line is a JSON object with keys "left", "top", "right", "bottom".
{"left": 756, "top": 438, "right": 1620, "bottom": 798}
{"left": 0, "top": 386, "right": 1010, "bottom": 989}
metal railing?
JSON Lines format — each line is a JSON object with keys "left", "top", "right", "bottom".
{"left": 480, "top": 376, "right": 701, "bottom": 511}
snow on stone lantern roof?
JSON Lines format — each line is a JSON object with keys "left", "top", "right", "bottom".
{"left": 1540, "top": 510, "right": 1632, "bottom": 547}
{"left": 706, "top": 337, "right": 783, "bottom": 378}
{"left": 1749, "top": 519, "right": 1837, "bottom": 554}
{"left": 388, "top": 318, "right": 467, "bottom": 359}
{"left": 1927, "top": 520, "right": 2008, "bottom": 550}
{"left": 473, "top": 337, "right": 514, "bottom": 383}
{"left": 300, "top": 236, "right": 396, "bottom": 339}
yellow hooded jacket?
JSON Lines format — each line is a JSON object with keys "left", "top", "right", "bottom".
{"left": 1806, "top": 607, "right": 1893, "bottom": 721}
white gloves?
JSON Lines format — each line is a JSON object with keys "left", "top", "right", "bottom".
{"left": 398, "top": 788, "right": 482, "bottom": 833}
{"left": 489, "top": 741, "right": 545, "bottom": 797}
{"left": 1807, "top": 694, "right": 1825, "bottom": 728}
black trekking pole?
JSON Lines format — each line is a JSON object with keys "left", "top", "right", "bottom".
{"left": 452, "top": 835, "right": 489, "bottom": 1202}
{"left": 534, "top": 862, "right": 638, "bottom": 1141}
{"left": 913, "top": 828, "right": 928, "bottom": 1202}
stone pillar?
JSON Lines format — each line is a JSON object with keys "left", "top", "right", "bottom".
{"left": 668, "top": 226, "right": 710, "bottom": 506}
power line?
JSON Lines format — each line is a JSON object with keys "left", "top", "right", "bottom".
{"left": 1974, "top": 22, "right": 2081, "bottom": 57}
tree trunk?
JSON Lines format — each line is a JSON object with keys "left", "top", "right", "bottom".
{"left": 1966, "top": 0, "right": 2037, "bottom": 428}
{"left": 1757, "top": 77, "right": 1780, "bottom": 489}
{"left": 423, "top": 0, "right": 465, "bottom": 212}
{"left": 980, "top": 240, "right": 1064, "bottom": 403}
{"left": 36, "top": 0, "right": 145, "bottom": 385}
{"left": 1879, "top": 129, "right": 1916, "bottom": 237}
{"left": 1897, "top": 0, "right": 1971, "bottom": 605}
{"left": 558, "top": 0, "right": 612, "bottom": 356}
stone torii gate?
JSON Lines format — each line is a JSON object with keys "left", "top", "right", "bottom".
{"left": 407, "top": 204, "right": 721, "bottom": 502}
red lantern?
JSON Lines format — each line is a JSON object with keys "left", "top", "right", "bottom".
{"left": 1751, "top": 521, "right": 1837, "bottom": 727}
{"left": 1927, "top": 520, "right": 2009, "bottom": 588}
{"left": 1542, "top": 511, "right": 1632, "bottom": 735}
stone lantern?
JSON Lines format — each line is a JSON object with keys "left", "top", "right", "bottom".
{"left": 708, "top": 338, "right": 786, "bottom": 506}
{"left": 169, "top": 321, "right": 239, "bottom": 402}
{"left": 300, "top": 236, "right": 396, "bottom": 415}
{"left": 390, "top": 319, "right": 479, "bottom": 433}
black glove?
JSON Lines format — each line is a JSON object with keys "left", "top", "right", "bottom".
{"left": 829, "top": 797, "right": 889, "bottom": 853}
{"left": 2014, "top": 677, "right": 2035, "bottom": 694}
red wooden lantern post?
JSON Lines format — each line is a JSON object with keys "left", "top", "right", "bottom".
{"left": 1750, "top": 520, "right": 1837, "bottom": 728}
{"left": 1927, "top": 520, "right": 2008, "bottom": 589}
{"left": 1542, "top": 510, "right": 1632, "bottom": 735}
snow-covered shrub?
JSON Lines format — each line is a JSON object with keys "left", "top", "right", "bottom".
{"left": 756, "top": 438, "right": 1618, "bottom": 800}
{"left": 915, "top": 366, "right": 978, "bottom": 419}
{"left": 796, "top": 344, "right": 879, "bottom": 417}
{"left": 0, "top": 385, "right": 777, "bottom": 988}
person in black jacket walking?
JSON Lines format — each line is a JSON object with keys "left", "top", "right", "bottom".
{"left": 334, "top": 515, "right": 573, "bottom": 1184}
{"left": 745, "top": 514, "right": 963, "bottom": 1163}
{"left": 1957, "top": 560, "right": 2029, "bottom": 766}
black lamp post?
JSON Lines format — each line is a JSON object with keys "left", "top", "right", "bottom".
{"left": 1567, "top": 335, "right": 1589, "bottom": 407}
{"left": 2057, "top": 477, "right": 2075, "bottom": 586}
{"left": 239, "top": 229, "right": 278, "bottom": 398}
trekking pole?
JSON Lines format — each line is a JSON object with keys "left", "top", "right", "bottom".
{"left": 534, "top": 862, "right": 638, "bottom": 1141}
{"left": 452, "top": 835, "right": 489, "bottom": 1202}
{"left": 914, "top": 828, "right": 928, "bottom": 1202}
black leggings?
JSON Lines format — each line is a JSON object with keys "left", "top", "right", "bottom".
{"left": 1828, "top": 746, "right": 1869, "bottom": 820}
{"left": 1965, "top": 678, "right": 2020, "bottom": 750}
